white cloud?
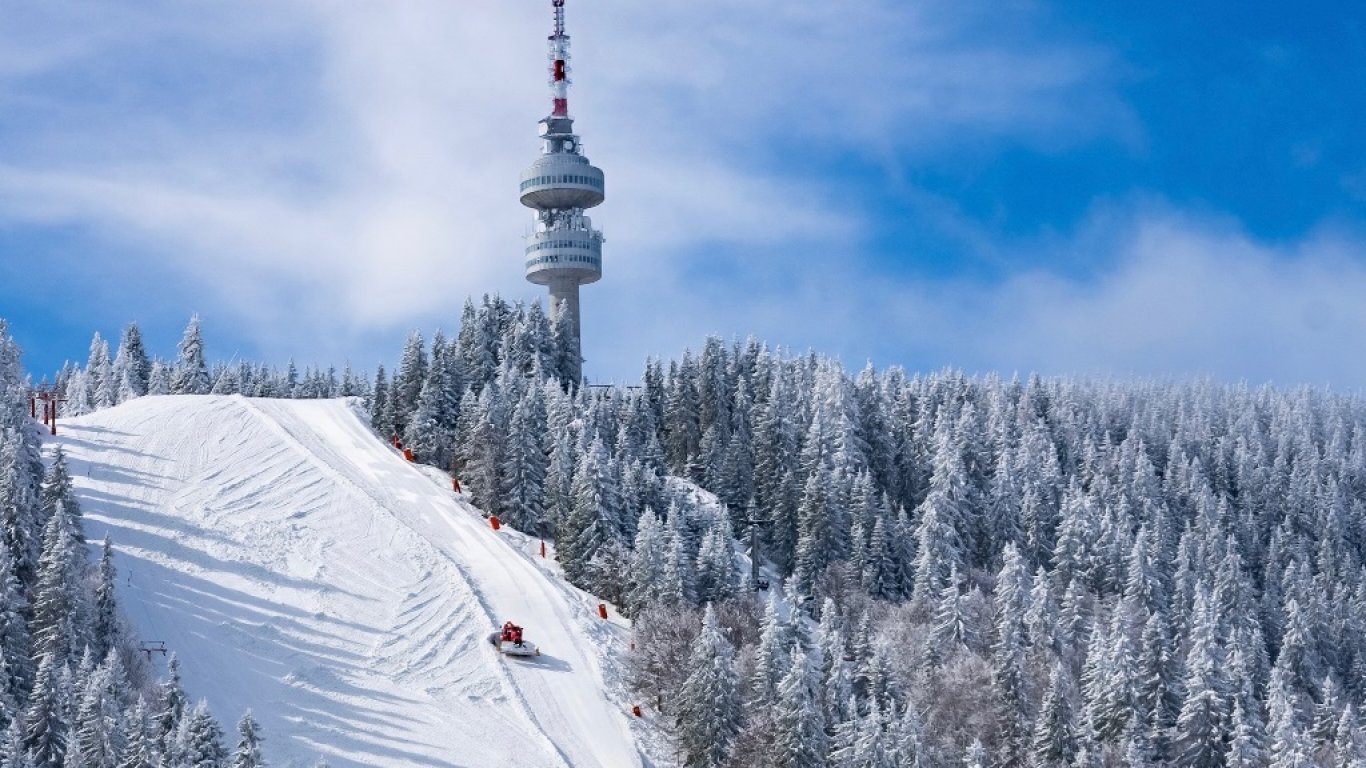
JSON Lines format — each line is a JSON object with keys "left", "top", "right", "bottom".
{"left": 0, "top": 0, "right": 1140, "bottom": 373}
{"left": 704, "top": 211, "right": 1366, "bottom": 390}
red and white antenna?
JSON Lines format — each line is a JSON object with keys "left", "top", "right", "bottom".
{"left": 549, "top": 0, "right": 570, "bottom": 117}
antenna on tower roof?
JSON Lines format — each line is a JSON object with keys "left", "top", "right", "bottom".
{"left": 548, "top": 0, "right": 570, "bottom": 118}
{"left": 552, "top": 0, "right": 566, "bottom": 37}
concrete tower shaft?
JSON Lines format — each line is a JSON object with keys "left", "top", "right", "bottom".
{"left": 521, "top": 0, "right": 603, "bottom": 385}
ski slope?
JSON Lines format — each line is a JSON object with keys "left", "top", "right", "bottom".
{"left": 53, "top": 395, "right": 648, "bottom": 767}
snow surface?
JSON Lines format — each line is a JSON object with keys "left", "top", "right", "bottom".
{"left": 53, "top": 395, "right": 652, "bottom": 767}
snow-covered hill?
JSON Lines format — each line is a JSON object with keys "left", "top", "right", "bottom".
{"left": 52, "top": 395, "right": 650, "bottom": 767}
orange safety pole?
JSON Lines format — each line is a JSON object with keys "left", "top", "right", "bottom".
{"left": 597, "top": 603, "right": 608, "bottom": 620}
{"left": 539, "top": 541, "right": 546, "bottom": 558}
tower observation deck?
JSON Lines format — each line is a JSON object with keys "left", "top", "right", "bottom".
{"left": 521, "top": 0, "right": 604, "bottom": 385}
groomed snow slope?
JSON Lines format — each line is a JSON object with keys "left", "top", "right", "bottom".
{"left": 54, "top": 395, "right": 646, "bottom": 768}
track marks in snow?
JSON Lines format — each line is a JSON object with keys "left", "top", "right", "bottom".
{"left": 56, "top": 396, "right": 644, "bottom": 768}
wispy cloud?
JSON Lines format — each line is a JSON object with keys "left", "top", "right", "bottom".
{"left": 676, "top": 209, "right": 1366, "bottom": 390}
{"left": 1, "top": 0, "right": 1141, "bottom": 374}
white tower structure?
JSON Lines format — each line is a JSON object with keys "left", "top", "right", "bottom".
{"left": 520, "top": 0, "right": 604, "bottom": 385}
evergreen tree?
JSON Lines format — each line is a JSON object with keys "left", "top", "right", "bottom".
{"left": 991, "top": 544, "right": 1031, "bottom": 767}
{"left": 24, "top": 654, "right": 67, "bottom": 768}
{"left": 171, "top": 317, "right": 210, "bottom": 395}
{"left": 1, "top": 435, "right": 43, "bottom": 588}
{"left": 626, "top": 508, "right": 666, "bottom": 615}
{"left": 0, "top": 544, "right": 30, "bottom": 721}
{"left": 1173, "top": 587, "right": 1231, "bottom": 767}
{"left": 499, "top": 384, "right": 549, "bottom": 534}
{"left": 909, "top": 501, "right": 964, "bottom": 609}
{"left": 2, "top": 719, "right": 32, "bottom": 768}
{"left": 749, "top": 589, "right": 791, "bottom": 707}
{"left": 369, "top": 366, "right": 391, "bottom": 437}
{"left": 558, "top": 438, "right": 624, "bottom": 587}
{"left": 694, "top": 523, "right": 737, "bottom": 605}
{"left": 462, "top": 385, "right": 507, "bottom": 514}
{"left": 31, "top": 502, "right": 85, "bottom": 669}
{"left": 229, "top": 712, "right": 264, "bottom": 768}
{"left": 774, "top": 645, "right": 826, "bottom": 768}
{"left": 676, "top": 605, "right": 739, "bottom": 768}
{"left": 70, "top": 653, "right": 128, "bottom": 768}
{"left": 388, "top": 332, "right": 427, "bottom": 437}
{"left": 1030, "top": 659, "right": 1077, "bottom": 767}
{"left": 146, "top": 360, "right": 171, "bottom": 396}
{"left": 175, "top": 701, "right": 226, "bottom": 768}
{"left": 91, "top": 538, "right": 120, "bottom": 661}
{"left": 116, "top": 702, "right": 156, "bottom": 768}
{"left": 86, "top": 334, "right": 114, "bottom": 411}
{"left": 155, "top": 657, "right": 188, "bottom": 757}
{"left": 549, "top": 307, "right": 579, "bottom": 389}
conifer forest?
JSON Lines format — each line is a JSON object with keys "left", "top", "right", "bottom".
{"left": 22, "top": 296, "right": 1366, "bottom": 767}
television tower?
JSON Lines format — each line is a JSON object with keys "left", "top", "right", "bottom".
{"left": 519, "top": 0, "right": 604, "bottom": 385}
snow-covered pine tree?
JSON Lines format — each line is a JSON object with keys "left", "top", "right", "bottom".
{"left": 1030, "top": 658, "right": 1077, "bottom": 767}
{"left": 111, "top": 324, "right": 150, "bottom": 404}
{"left": 498, "top": 382, "right": 548, "bottom": 534}
{"left": 558, "top": 437, "right": 624, "bottom": 589}
{"left": 404, "top": 332, "right": 460, "bottom": 470}
{"left": 387, "top": 332, "right": 427, "bottom": 437}
{"left": 90, "top": 538, "right": 120, "bottom": 662}
{"left": 548, "top": 307, "right": 579, "bottom": 389}
{"left": 117, "top": 701, "right": 156, "bottom": 768}
{"left": 229, "top": 711, "right": 264, "bottom": 768}
{"left": 30, "top": 502, "right": 86, "bottom": 669}
{"left": 749, "top": 589, "right": 791, "bottom": 708}
{"left": 1172, "top": 585, "right": 1232, "bottom": 767}
{"left": 369, "top": 366, "right": 391, "bottom": 437}
{"left": 462, "top": 384, "right": 508, "bottom": 515}
{"left": 991, "top": 543, "right": 1031, "bottom": 767}
{"left": 174, "top": 701, "right": 226, "bottom": 768}
{"left": 909, "top": 499, "right": 965, "bottom": 611}
{"left": 659, "top": 503, "right": 696, "bottom": 606}
{"left": 87, "top": 334, "right": 115, "bottom": 411}
{"left": 154, "top": 657, "right": 188, "bottom": 758}
{"left": 170, "top": 317, "right": 210, "bottom": 396}
{"left": 24, "top": 654, "right": 68, "bottom": 768}
{"left": 773, "top": 644, "right": 826, "bottom": 768}
{"left": 147, "top": 360, "right": 171, "bottom": 396}
{"left": 70, "top": 652, "right": 128, "bottom": 768}
{"left": 693, "top": 521, "right": 737, "bottom": 605}
{"left": 675, "top": 604, "right": 739, "bottom": 768}
{"left": 625, "top": 508, "right": 665, "bottom": 615}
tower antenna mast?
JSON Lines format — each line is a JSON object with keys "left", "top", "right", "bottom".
{"left": 519, "top": 0, "right": 606, "bottom": 387}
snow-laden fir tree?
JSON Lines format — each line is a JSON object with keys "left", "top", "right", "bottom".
{"left": 230, "top": 711, "right": 265, "bottom": 768}
{"left": 174, "top": 701, "right": 226, "bottom": 768}
{"left": 112, "top": 324, "right": 150, "bottom": 403}
{"left": 774, "top": 644, "right": 826, "bottom": 768}
{"left": 86, "top": 334, "right": 114, "bottom": 412}
{"left": 170, "top": 317, "right": 210, "bottom": 396}
{"left": 675, "top": 604, "right": 739, "bottom": 768}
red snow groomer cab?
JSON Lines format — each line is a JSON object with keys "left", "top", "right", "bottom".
{"left": 489, "top": 621, "right": 540, "bottom": 657}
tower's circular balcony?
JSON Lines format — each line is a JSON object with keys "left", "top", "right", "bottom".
{"left": 525, "top": 229, "right": 603, "bottom": 285}
{"left": 520, "top": 154, "right": 605, "bottom": 210}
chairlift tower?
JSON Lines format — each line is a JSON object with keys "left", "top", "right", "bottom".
{"left": 520, "top": 0, "right": 605, "bottom": 385}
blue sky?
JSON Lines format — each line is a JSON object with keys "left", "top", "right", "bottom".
{"left": 2, "top": 0, "right": 1365, "bottom": 387}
